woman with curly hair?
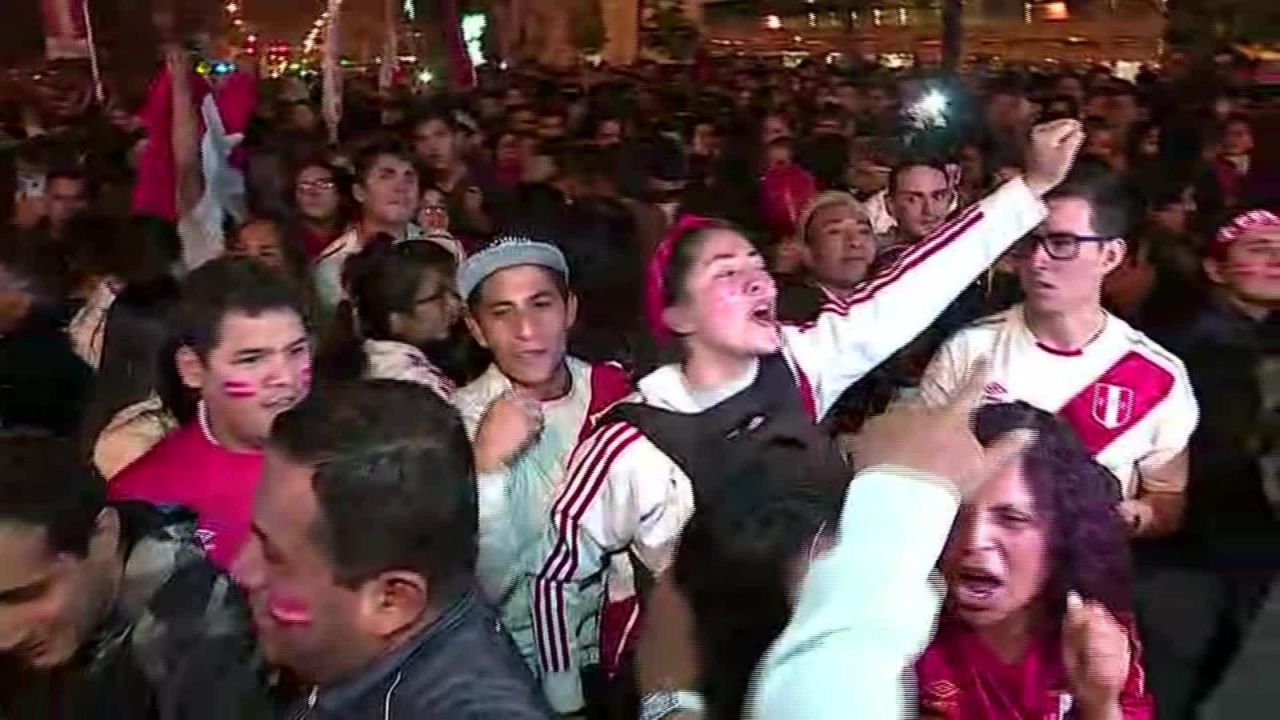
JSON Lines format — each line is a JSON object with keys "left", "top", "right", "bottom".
{"left": 918, "top": 402, "right": 1153, "bottom": 719}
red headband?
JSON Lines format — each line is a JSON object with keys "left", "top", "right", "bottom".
{"left": 1213, "top": 209, "right": 1280, "bottom": 259}
{"left": 645, "top": 214, "right": 719, "bottom": 344}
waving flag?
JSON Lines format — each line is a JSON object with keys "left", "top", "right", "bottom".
{"left": 42, "top": 0, "right": 89, "bottom": 59}
{"left": 322, "top": 0, "right": 344, "bottom": 144}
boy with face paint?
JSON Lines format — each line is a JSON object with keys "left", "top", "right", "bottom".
{"left": 0, "top": 432, "right": 273, "bottom": 719}
{"left": 451, "top": 238, "right": 633, "bottom": 687}
{"left": 109, "top": 258, "right": 311, "bottom": 571}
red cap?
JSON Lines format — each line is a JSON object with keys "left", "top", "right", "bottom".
{"left": 1212, "top": 209, "right": 1280, "bottom": 259}
{"left": 645, "top": 215, "right": 720, "bottom": 344}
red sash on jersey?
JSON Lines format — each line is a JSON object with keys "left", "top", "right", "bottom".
{"left": 580, "top": 362, "right": 634, "bottom": 442}
{"left": 1056, "top": 351, "right": 1174, "bottom": 456}
{"left": 581, "top": 361, "right": 640, "bottom": 677}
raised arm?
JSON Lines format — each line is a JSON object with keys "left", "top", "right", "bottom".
{"left": 783, "top": 121, "right": 1084, "bottom": 419}
{"left": 169, "top": 48, "right": 201, "bottom": 222}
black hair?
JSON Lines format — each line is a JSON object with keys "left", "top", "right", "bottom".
{"left": 1044, "top": 169, "right": 1133, "bottom": 239}
{"left": 659, "top": 218, "right": 735, "bottom": 311}
{"left": 408, "top": 106, "right": 459, "bottom": 136}
{"left": 319, "top": 236, "right": 457, "bottom": 381}
{"left": 351, "top": 138, "right": 418, "bottom": 187}
{"left": 559, "top": 198, "right": 653, "bottom": 367}
{"left": 269, "top": 380, "right": 476, "bottom": 600}
{"left": 0, "top": 245, "right": 69, "bottom": 327}
{"left": 0, "top": 430, "right": 106, "bottom": 557}
{"left": 173, "top": 256, "right": 307, "bottom": 361}
{"left": 888, "top": 158, "right": 950, "bottom": 195}
{"left": 228, "top": 218, "right": 314, "bottom": 300}
{"left": 288, "top": 156, "right": 354, "bottom": 223}
{"left": 46, "top": 167, "right": 93, "bottom": 198}
{"left": 973, "top": 403, "right": 1133, "bottom": 616}
{"left": 1042, "top": 94, "right": 1081, "bottom": 120}
{"left": 81, "top": 276, "right": 181, "bottom": 462}
{"left": 673, "top": 461, "right": 838, "bottom": 718}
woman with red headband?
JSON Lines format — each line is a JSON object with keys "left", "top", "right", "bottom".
{"left": 529, "top": 120, "right": 1085, "bottom": 715}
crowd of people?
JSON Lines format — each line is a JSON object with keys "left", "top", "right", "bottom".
{"left": 0, "top": 39, "right": 1278, "bottom": 720}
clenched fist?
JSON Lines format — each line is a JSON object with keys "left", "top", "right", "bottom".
{"left": 1024, "top": 119, "right": 1086, "bottom": 198}
{"left": 1062, "top": 591, "right": 1131, "bottom": 718}
{"left": 473, "top": 390, "right": 544, "bottom": 473}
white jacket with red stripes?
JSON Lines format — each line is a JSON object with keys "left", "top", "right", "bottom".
{"left": 530, "top": 178, "right": 1049, "bottom": 712}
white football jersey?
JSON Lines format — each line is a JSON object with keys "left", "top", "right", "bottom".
{"left": 920, "top": 304, "right": 1199, "bottom": 498}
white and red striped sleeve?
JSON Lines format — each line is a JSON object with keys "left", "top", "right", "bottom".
{"left": 530, "top": 421, "right": 693, "bottom": 713}
{"left": 781, "top": 177, "right": 1046, "bottom": 419}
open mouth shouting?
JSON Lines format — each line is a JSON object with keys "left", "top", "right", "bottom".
{"left": 951, "top": 565, "right": 1004, "bottom": 610}
{"left": 749, "top": 300, "right": 777, "bottom": 327}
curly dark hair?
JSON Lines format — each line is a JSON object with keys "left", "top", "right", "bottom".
{"left": 973, "top": 402, "right": 1133, "bottom": 617}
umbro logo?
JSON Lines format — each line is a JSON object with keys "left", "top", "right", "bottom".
{"left": 195, "top": 528, "right": 218, "bottom": 552}
{"left": 983, "top": 381, "right": 1008, "bottom": 400}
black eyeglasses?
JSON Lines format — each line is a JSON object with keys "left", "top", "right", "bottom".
{"left": 297, "top": 179, "right": 336, "bottom": 192}
{"left": 1010, "top": 232, "right": 1113, "bottom": 261}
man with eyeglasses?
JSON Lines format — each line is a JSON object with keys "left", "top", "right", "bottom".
{"left": 920, "top": 172, "right": 1199, "bottom": 540}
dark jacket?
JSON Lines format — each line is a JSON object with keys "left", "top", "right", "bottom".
{"left": 0, "top": 317, "right": 92, "bottom": 438}
{"left": 0, "top": 502, "right": 273, "bottom": 720}
{"left": 1140, "top": 298, "right": 1280, "bottom": 570}
{"left": 293, "top": 589, "right": 553, "bottom": 719}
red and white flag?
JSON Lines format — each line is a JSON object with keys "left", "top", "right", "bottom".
{"left": 322, "top": 0, "right": 345, "bottom": 143}
{"left": 42, "top": 0, "right": 89, "bottom": 59}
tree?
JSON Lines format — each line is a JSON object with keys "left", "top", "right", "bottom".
{"left": 1168, "top": 0, "right": 1280, "bottom": 49}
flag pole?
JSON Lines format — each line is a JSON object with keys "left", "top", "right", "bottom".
{"left": 322, "top": 0, "right": 344, "bottom": 145}
{"left": 80, "top": 0, "right": 105, "bottom": 104}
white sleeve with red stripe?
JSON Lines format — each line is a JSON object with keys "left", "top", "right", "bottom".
{"left": 781, "top": 178, "right": 1046, "bottom": 419}
{"left": 531, "top": 421, "right": 694, "bottom": 713}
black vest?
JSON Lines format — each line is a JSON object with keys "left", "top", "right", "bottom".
{"left": 600, "top": 352, "right": 850, "bottom": 515}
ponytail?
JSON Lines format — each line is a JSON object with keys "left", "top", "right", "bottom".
{"left": 316, "top": 299, "right": 367, "bottom": 382}
{"left": 316, "top": 233, "right": 457, "bottom": 382}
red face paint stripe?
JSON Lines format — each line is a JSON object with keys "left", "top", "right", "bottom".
{"left": 266, "top": 593, "right": 314, "bottom": 626}
{"left": 222, "top": 379, "right": 258, "bottom": 398}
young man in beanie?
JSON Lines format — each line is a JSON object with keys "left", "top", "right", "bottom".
{"left": 452, "top": 238, "right": 632, "bottom": 704}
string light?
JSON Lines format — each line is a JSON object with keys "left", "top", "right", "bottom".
{"left": 301, "top": 1, "right": 342, "bottom": 56}
{"left": 223, "top": 0, "right": 255, "bottom": 48}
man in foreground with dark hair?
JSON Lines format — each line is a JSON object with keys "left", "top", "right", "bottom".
{"left": 0, "top": 431, "right": 272, "bottom": 719}
{"left": 233, "top": 379, "right": 553, "bottom": 718}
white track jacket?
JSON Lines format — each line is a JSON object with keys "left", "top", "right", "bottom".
{"left": 530, "top": 178, "right": 1049, "bottom": 712}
